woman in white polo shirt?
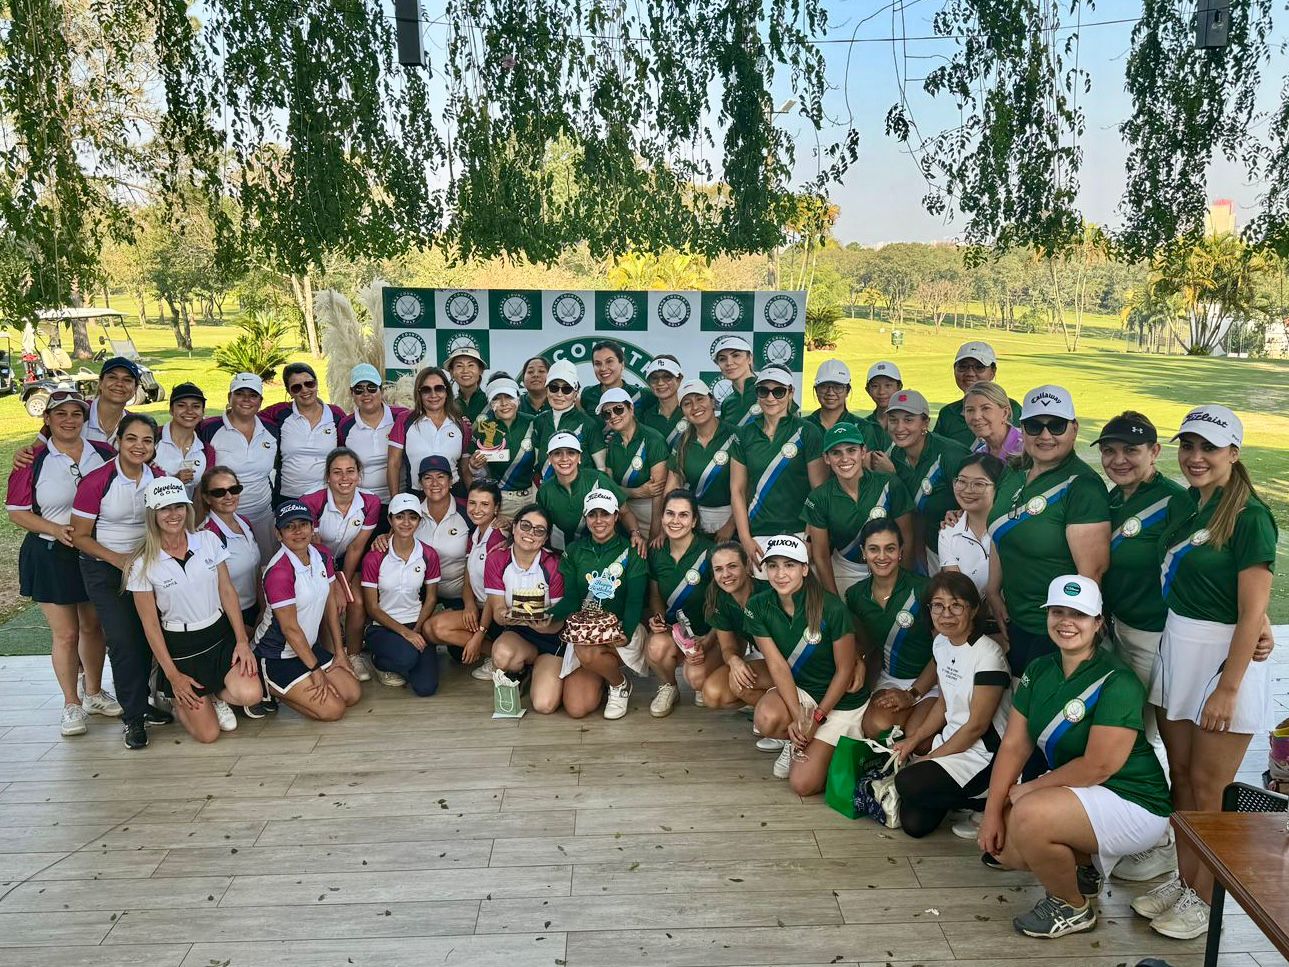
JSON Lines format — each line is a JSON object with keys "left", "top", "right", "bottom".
{"left": 253, "top": 501, "right": 362, "bottom": 720}
{"left": 127, "top": 478, "right": 261, "bottom": 741}
{"left": 938, "top": 453, "right": 1008, "bottom": 598}
{"left": 153, "top": 383, "right": 215, "bottom": 497}
{"left": 337, "top": 363, "right": 408, "bottom": 506}
{"left": 360, "top": 493, "right": 443, "bottom": 695}
{"left": 264, "top": 362, "right": 346, "bottom": 501}
{"left": 413, "top": 456, "right": 470, "bottom": 603}
{"left": 194, "top": 466, "right": 263, "bottom": 630}
{"left": 386, "top": 365, "right": 473, "bottom": 496}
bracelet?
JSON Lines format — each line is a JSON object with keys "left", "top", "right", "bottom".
{"left": 811, "top": 707, "right": 828, "bottom": 725}
{"left": 907, "top": 685, "right": 922, "bottom": 701}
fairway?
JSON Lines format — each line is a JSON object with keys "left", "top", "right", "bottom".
{"left": 1, "top": 313, "right": 1286, "bottom": 652}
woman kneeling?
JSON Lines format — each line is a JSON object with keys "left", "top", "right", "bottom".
{"left": 978, "top": 575, "right": 1172, "bottom": 940}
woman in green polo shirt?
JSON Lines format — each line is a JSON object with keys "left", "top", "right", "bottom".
{"left": 729, "top": 367, "right": 827, "bottom": 569}
{"left": 711, "top": 335, "right": 759, "bottom": 427}
{"left": 667, "top": 381, "right": 738, "bottom": 540}
{"left": 535, "top": 433, "right": 644, "bottom": 553}
{"left": 597, "top": 388, "right": 669, "bottom": 538}
{"left": 639, "top": 356, "right": 688, "bottom": 447}
{"left": 985, "top": 384, "right": 1110, "bottom": 678}
{"left": 870, "top": 389, "right": 970, "bottom": 574}
{"left": 580, "top": 341, "right": 656, "bottom": 414}
{"left": 746, "top": 534, "right": 865, "bottom": 795}
{"left": 805, "top": 422, "right": 914, "bottom": 597}
{"left": 979, "top": 575, "right": 1171, "bottom": 941}
{"left": 467, "top": 376, "right": 539, "bottom": 518}
{"left": 844, "top": 518, "right": 939, "bottom": 739}
{"left": 518, "top": 356, "right": 551, "bottom": 418}
{"left": 1137, "top": 405, "right": 1278, "bottom": 940}
{"left": 642, "top": 491, "right": 717, "bottom": 718}
{"left": 697, "top": 542, "right": 776, "bottom": 726}
{"left": 531, "top": 359, "right": 607, "bottom": 484}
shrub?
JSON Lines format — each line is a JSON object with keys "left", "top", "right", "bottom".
{"left": 805, "top": 302, "right": 842, "bottom": 350}
{"left": 213, "top": 310, "right": 292, "bottom": 380}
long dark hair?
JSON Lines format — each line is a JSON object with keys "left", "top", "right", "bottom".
{"left": 193, "top": 465, "right": 241, "bottom": 526}
{"left": 412, "top": 365, "right": 462, "bottom": 422}
{"left": 704, "top": 540, "right": 752, "bottom": 618}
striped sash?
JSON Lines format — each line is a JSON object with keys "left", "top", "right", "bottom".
{"left": 737, "top": 403, "right": 761, "bottom": 428}
{"left": 837, "top": 481, "right": 891, "bottom": 563}
{"left": 1036, "top": 672, "right": 1113, "bottom": 766}
{"left": 913, "top": 456, "right": 944, "bottom": 511}
{"left": 1160, "top": 532, "right": 1200, "bottom": 598}
{"left": 693, "top": 434, "right": 735, "bottom": 500}
{"left": 617, "top": 437, "right": 649, "bottom": 488}
{"left": 988, "top": 474, "right": 1076, "bottom": 544}
{"left": 784, "top": 624, "right": 822, "bottom": 676}
{"left": 665, "top": 419, "right": 687, "bottom": 449}
{"left": 883, "top": 590, "right": 919, "bottom": 672}
{"left": 497, "top": 424, "right": 537, "bottom": 490}
{"left": 665, "top": 550, "right": 709, "bottom": 617}
{"left": 1111, "top": 495, "right": 1171, "bottom": 550}
{"left": 747, "top": 427, "right": 804, "bottom": 523}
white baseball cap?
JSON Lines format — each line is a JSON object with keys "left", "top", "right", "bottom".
{"left": 866, "top": 361, "right": 902, "bottom": 384}
{"left": 486, "top": 378, "right": 520, "bottom": 401}
{"left": 954, "top": 342, "right": 998, "bottom": 367}
{"left": 711, "top": 335, "right": 753, "bottom": 359}
{"left": 444, "top": 345, "right": 485, "bottom": 366}
{"left": 596, "top": 388, "right": 633, "bottom": 413}
{"left": 644, "top": 357, "right": 683, "bottom": 379}
{"left": 546, "top": 359, "right": 579, "bottom": 388}
{"left": 547, "top": 431, "right": 582, "bottom": 454}
{"left": 388, "top": 493, "right": 424, "bottom": 517}
{"left": 1021, "top": 384, "right": 1075, "bottom": 422}
{"left": 814, "top": 360, "right": 851, "bottom": 386}
{"left": 678, "top": 379, "right": 712, "bottom": 402}
{"left": 761, "top": 534, "right": 809, "bottom": 564}
{"left": 755, "top": 367, "right": 794, "bottom": 387}
{"left": 229, "top": 372, "right": 264, "bottom": 396}
{"left": 583, "top": 489, "right": 620, "bottom": 515}
{"left": 144, "top": 477, "right": 191, "bottom": 511}
{"left": 886, "top": 389, "right": 929, "bottom": 417}
{"left": 1172, "top": 404, "right": 1243, "bottom": 448}
{"left": 1043, "top": 575, "right": 1103, "bottom": 616}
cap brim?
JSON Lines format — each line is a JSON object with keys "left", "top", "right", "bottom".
{"left": 1170, "top": 427, "right": 1238, "bottom": 447}
{"left": 1089, "top": 432, "right": 1148, "bottom": 447}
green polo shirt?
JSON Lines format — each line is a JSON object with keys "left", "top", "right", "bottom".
{"left": 472, "top": 413, "right": 538, "bottom": 492}
{"left": 580, "top": 383, "right": 657, "bottom": 416}
{"left": 890, "top": 433, "right": 971, "bottom": 555}
{"left": 718, "top": 379, "right": 760, "bottom": 428}
{"left": 744, "top": 587, "right": 866, "bottom": 710}
{"left": 550, "top": 532, "right": 648, "bottom": 636}
{"left": 844, "top": 569, "right": 934, "bottom": 680}
{"left": 987, "top": 452, "right": 1110, "bottom": 635}
{"left": 531, "top": 408, "right": 607, "bottom": 483}
{"left": 707, "top": 579, "right": 769, "bottom": 636}
{"left": 639, "top": 404, "right": 688, "bottom": 448}
{"left": 605, "top": 424, "right": 670, "bottom": 491}
{"left": 730, "top": 415, "right": 825, "bottom": 536}
{"left": 1015, "top": 647, "right": 1172, "bottom": 816}
{"left": 457, "top": 388, "right": 489, "bottom": 422}
{"left": 803, "top": 473, "right": 914, "bottom": 564}
{"left": 1104, "top": 472, "right": 1190, "bottom": 632}
{"left": 1160, "top": 487, "right": 1278, "bottom": 625}
{"left": 933, "top": 396, "right": 1023, "bottom": 448}
{"left": 864, "top": 411, "right": 893, "bottom": 451}
{"left": 519, "top": 393, "right": 551, "bottom": 418}
{"left": 648, "top": 535, "right": 714, "bottom": 634}
{"left": 806, "top": 408, "right": 883, "bottom": 450}
{"left": 668, "top": 423, "right": 738, "bottom": 508}
{"left": 536, "top": 469, "right": 626, "bottom": 549}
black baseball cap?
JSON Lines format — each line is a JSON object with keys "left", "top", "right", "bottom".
{"left": 169, "top": 382, "right": 206, "bottom": 404}
{"left": 100, "top": 356, "right": 141, "bottom": 381}
{"left": 1090, "top": 415, "right": 1157, "bottom": 447}
{"left": 274, "top": 500, "right": 313, "bottom": 527}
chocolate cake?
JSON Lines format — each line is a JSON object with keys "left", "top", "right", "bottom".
{"left": 560, "top": 600, "right": 623, "bottom": 648}
{"left": 509, "top": 587, "right": 548, "bottom": 622}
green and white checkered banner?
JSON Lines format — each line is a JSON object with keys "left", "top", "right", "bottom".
{"left": 382, "top": 288, "right": 806, "bottom": 403}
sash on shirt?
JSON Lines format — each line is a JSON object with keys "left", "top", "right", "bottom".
{"left": 784, "top": 624, "right": 821, "bottom": 676}
{"left": 1036, "top": 671, "right": 1113, "bottom": 766}
{"left": 618, "top": 436, "right": 649, "bottom": 488}
{"left": 664, "top": 550, "right": 709, "bottom": 618}
{"left": 837, "top": 481, "right": 891, "bottom": 563}
{"left": 988, "top": 474, "right": 1076, "bottom": 544}
{"left": 665, "top": 420, "right": 685, "bottom": 449}
{"left": 884, "top": 589, "right": 919, "bottom": 672}
{"left": 497, "top": 423, "right": 537, "bottom": 490}
{"left": 747, "top": 427, "right": 804, "bottom": 523}
{"left": 913, "top": 456, "right": 944, "bottom": 512}
{"left": 1111, "top": 495, "right": 1171, "bottom": 550}
{"left": 692, "top": 435, "right": 734, "bottom": 500}
{"left": 1160, "top": 532, "right": 1200, "bottom": 599}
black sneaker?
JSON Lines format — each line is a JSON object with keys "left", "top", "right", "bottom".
{"left": 1013, "top": 893, "right": 1097, "bottom": 938}
{"left": 142, "top": 705, "right": 174, "bottom": 726}
{"left": 123, "top": 720, "right": 148, "bottom": 750}
{"left": 1077, "top": 863, "right": 1103, "bottom": 897}
{"left": 261, "top": 695, "right": 279, "bottom": 713}
{"left": 981, "top": 851, "right": 1004, "bottom": 870}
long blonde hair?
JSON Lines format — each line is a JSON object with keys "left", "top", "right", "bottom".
{"left": 122, "top": 504, "right": 197, "bottom": 592}
{"left": 1208, "top": 459, "right": 1256, "bottom": 550}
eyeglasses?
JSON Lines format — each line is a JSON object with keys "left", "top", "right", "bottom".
{"left": 205, "top": 484, "right": 244, "bottom": 498}
{"left": 954, "top": 360, "right": 990, "bottom": 373}
{"left": 756, "top": 385, "right": 790, "bottom": 400}
{"left": 602, "top": 404, "right": 631, "bottom": 419}
{"left": 515, "top": 519, "right": 549, "bottom": 538}
{"left": 952, "top": 476, "right": 994, "bottom": 493}
{"left": 351, "top": 383, "right": 379, "bottom": 395}
{"left": 68, "top": 461, "right": 83, "bottom": 486}
{"left": 548, "top": 383, "right": 575, "bottom": 395}
{"left": 1021, "top": 416, "right": 1070, "bottom": 437}
{"left": 930, "top": 600, "right": 968, "bottom": 616}
{"left": 419, "top": 384, "right": 448, "bottom": 396}
{"left": 815, "top": 383, "right": 848, "bottom": 394}
{"left": 288, "top": 379, "right": 317, "bottom": 394}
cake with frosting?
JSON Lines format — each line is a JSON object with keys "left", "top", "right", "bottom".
{"left": 509, "top": 587, "right": 548, "bottom": 622}
{"left": 560, "top": 599, "right": 623, "bottom": 648}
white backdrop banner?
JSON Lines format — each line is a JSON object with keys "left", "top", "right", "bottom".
{"left": 382, "top": 288, "right": 807, "bottom": 403}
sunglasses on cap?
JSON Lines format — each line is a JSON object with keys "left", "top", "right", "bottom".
{"left": 205, "top": 484, "right": 245, "bottom": 498}
{"left": 1021, "top": 416, "right": 1071, "bottom": 437}
{"left": 602, "top": 403, "right": 631, "bottom": 419}
{"left": 287, "top": 378, "right": 317, "bottom": 393}
{"left": 548, "top": 382, "right": 575, "bottom": 395}
{"left": 756, "top": 385, "right": 790, "bottom": 400}
{"left": 351, "top": 382, "right": 379, "bottom": 395}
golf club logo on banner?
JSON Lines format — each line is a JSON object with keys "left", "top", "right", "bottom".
{"left": 552, "top": 293, "right": 586, "bottom": 326}
{"left": 394, "top": 292, "right": 424, "bottom": 323}
{"left": 392, "top": 331, "right": 430, "bottom": 367}
{"left": 501, "top": 295, "right": 532, "bottom": 325}
{"left": 764, "top": 294, "right": 799, "bottom": 328}
{"left": 444, "top": 291, "right": 480, "bottom": 326}
{"left": 605, "top": 295, "right": 638, "bottom": 328}
{"left": 658, "top": 294, "right": 691, "bottom": 327}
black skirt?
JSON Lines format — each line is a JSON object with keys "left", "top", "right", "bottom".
{"left": 160, "top": 616, "right": 237, "bottom": 698}
{"left": 19, "top": 532, "right": 88, "bottom": 605}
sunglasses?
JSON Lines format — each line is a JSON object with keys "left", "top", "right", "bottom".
{"left": 205, "top": 484, "right": 244, "bottom": 498}
{"left": 602, "top": 404, "right": 631, "bottom": 419}
{"left": 515, "top": 519, "right": 549, "bottom": 538}
{"left": 756, "top": 385, "right": 790, "bottom": 400}
{"left": 1021, "top": 417, "right": 1071, "bottom": 437}
{"left": 548, "top": 383, "right": 575, "bottom": 395}
{"left": 288, "top": 379, "right": 317, "bottom": 393}
{"left": 351, "top": 382, "right": 379, "bottom": 395}
{"left": 419, "top": 384, "right": 448, "bottom": 395}
{"left": 815, "top": 382, "right": 848, "bottom": 393}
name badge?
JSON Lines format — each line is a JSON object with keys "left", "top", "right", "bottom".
{"left": 1063, "top": 698, "right": 1086, "bottom": 723}
{"left": 713, "top": 450, "right": 729, "bottom": 465}
{"left": 1191, "top": 528, "right": 1211, "bottom": 546}
{"left": 630, "top": 456, "right": 644, "bottom": 471}
{"left": 868, "top": 506, "right": 887, "bottom": 520}
{"left": 920, "top": 479, "right": 933, "bottom": 495}
{"left": 684, "top": 568, "right": 701, "bottom": 586}
{"left": 804, "top": 629, "right": 822, "bottom": 644}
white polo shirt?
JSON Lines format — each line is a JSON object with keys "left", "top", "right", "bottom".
{"left": 276, "top": 403, "right": 340, "bottom": 498}
{"left": 83, "top": 399, "right": 127, "bottom": 445}
{"left": 483, "top": 546, "right": 565, "bottom": 610}
{"left": 205, "top": 513, "right": 261, "bottom": 610}
{"left": 339, "top": 405, "right": 405, "bottom": 502}
{"left": 360, "top": 540, "right": 441, "bottom": 624}
{"left": 464, "top": 524, "right": 506, "bottom": 604}
{"left": 153, "top": 424, "right": 214, "bottom": 497}
{"left": 300, "top": 488, "right": 381, "bottom": 561}
{"left": 414, "top": 502, "right": 468, "bottom": 599}
{"left": 5, "top": 440, "right": 112, "bottom": 538}
{"left": 71, "top": 459, "right": 159, "bottom": 554}
{"left": 390, "top": 413, "right": 471, "bottom": 485}
{"left": 126, "top": 530, "right": 229, "bottom": 628}
{"left": 201, "top": 416, "right": 278, "bottom": 518}
{"left": 937, "top": 515, "right": 992, "bottom": 593}
{"left": 253, "top": 544, "right": 335, "bottom": 660}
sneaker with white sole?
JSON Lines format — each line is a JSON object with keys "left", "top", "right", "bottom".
{"left": 82, "top": 689, "right": 122, "bottom": 717}
{"left": 1013, "top": 893, "right": 1097, "bottom": 938}
{"left": 470, "top": 657, "right": 496, "bottom": 681}
{"left": 693, "top": 691, "right": 706, "bottom": 707}
{"left": 756, "top": 736, "right": 787, "bottom": 752}
{"left": 650, "top": 683, "right": 678, "bottom": 718}
{"left": 772, "top": 742, "right": 794, "bottom": 778}
{"left": 1112, "top": 832, "right": 1178, "bottom": 881}
{"left": 211, "top": 699, "right": 237, "bottom": 732}
{"left": 1149, "top": 886, "right": 1209, "bottom": 940}
{"left": 604, "top": 679, "right": 631, "bottom": 720}
{"left": 1131, "top": 874, "right": 1186, "bottom": 919}
{"left": 349, "top": 653, "right": 374, "bottom": 682}
{"left": 60, "top": 703, "right": 89, "bottom": 736}
{"left": 951, "top": 811, "right": 983, "bottom": 839}
{"left": 376, "top": 668, "right": 407, "bottom": 688}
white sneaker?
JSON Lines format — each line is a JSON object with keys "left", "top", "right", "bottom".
{"left": 693, "top": 691, "right": 706, "bottom": 707}
{"left": 81, "top": 689, "right": 122, "bottom": 717}
{"left": 76, "top": 670, "right": 86, "bottom": 701}
{"left": 772, "top": 743, "right": 793, "bottom": 779}
{"left": 470, "top": 657, "right": 496, "bottom": 681}
{"left": 604, "top": 679, "right": 631, "bottom": 720}
{"left": 1113, "top": 832, "right": 1178, "bottom": 881}
{"left": 756, "top": 736, "right": 787, "bottom": 752}
{"left": 60, "top": 703, "right": 89, "bottom": 736}
{"left": 1131, "top": 874, "right": 1186, "bottom": 919}
{"left": 650, "top": 683, "right": 678, "bottom": 718}
{"left": 1149, "top": 886, "right": 1210, "bottom": 940}
{"left": 349, "top": 654, "right": 374, "bottom": 683}
{"left": 376, "top": 668, "right": 407, "bottom": 688}
{"left": 951, "top": 811, "right": 983, "bottom": 840}
{"left": 212, "top": 699, "right": 237, "bottom": 732}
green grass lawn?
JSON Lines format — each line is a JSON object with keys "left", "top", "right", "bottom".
{"left": 0, "top": 312, "right": 1286, "bottom": 654}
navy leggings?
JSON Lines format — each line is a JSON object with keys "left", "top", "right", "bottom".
{"left": 364, "top": 623, "right": 440, "bottom": 696}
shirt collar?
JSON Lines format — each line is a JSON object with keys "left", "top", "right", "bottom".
{"left": 159, "top": 532, "right": 201, "bottom": 562}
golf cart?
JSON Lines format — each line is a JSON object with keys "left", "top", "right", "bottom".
{"left": 37, "top": 308, "right": 166, "bottom": 408}
{"left": 0, "top": 320, "right": 99, "bottom": 417}
{"left": 0, "top": 328, "right": 15, "bottom": 397}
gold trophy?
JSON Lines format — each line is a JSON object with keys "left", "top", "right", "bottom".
{"left": 475, "top": 418, "right": 509, "bottom": 462}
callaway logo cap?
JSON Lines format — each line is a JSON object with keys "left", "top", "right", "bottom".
{"left": 710, "top": 335, "right": 753, "bottom": 359}
{"left": 143, "top": 477, "right": 191, "bottom": 511}
{"left": 886, "top": 389, "right": 930, "bottom": 417}
{"left": 813, "top": 359, "right": 851, "bottom": 386}
{"left": 1043, "top": 574, "right": 1102, "bottom": 616}
{"left": 596, "top": 388, "right": 633, "bottom": 413}
{"left": 954, "top": 342, "right": 998, "bottom": 367}
{"left": 1172, "top": 404, "right": 1242, "bottom": 449}
{"left": 229, "top": 372, "right": 264, "bottom": 396}
{"left": 1021, "top": 384, "right": 1075, "bottom": 422}
{"left": 1091, "top": 414, "right": 1157, "bottom": 447}
{"left": 865, "top": 361, "right": 902, "bottom": 384}
{"left": 823, "top": 423, "right": 868, "bottom": 452}
{"left": 678, "top": 379, "right": 712, "bottom": 402}
{"left": 546, "top": 431, "right": 583, "bottom": 454}
{"left": 388, "top": 493, "right": 424, "bottom": 517}
{"left": 761, "top": 534, "right": 809, "bottom": 564}
{"left": 583, "top": 489, "right": 620, "bottom": 515}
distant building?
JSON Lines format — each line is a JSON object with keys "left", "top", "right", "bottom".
{"left": 1205, "top": 198, "right": 1237, "bottom": 236}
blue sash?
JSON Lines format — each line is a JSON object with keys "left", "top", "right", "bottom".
{"left": 884, "top": 590, "right": 919, "bottom": 673}
{"left": 665, "top": 419, "right": 686, "bottom": 449}
{"left": 1036, "top": 672, "right": 1113, "bottom": 766}
{"left": 1160, "top": 532, "right": 1200, "bottom": 599}
{"left": 837, "top": 481, "right": 891, "bottom": 563}
{"left": 737, "top": 405, "right": 761, "bottom": 428}
{"left": 784, "top": 624, "right": 821, "bottom": 676}
{"left": 747, "top": 427, "right": 804, "bottom": 523}
{"left": 913, "top": 456, "right": 944, "bottom": 512}
{"left": 988, "top": 474, "right": 1076, "bottom": 544}
{"left": 693, "top": 434, "right": 735, "bottom": 500}
{"left": 617, "top": 436, "right": 650, "bottom": 488}
{"left": 665, "top": 550, "right": 709, "bottom": 619}
{"left": 1111, "top": 495, "right": 1171, "bottom": 550}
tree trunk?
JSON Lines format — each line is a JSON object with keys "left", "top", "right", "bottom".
{"left": 135, "top": 287, "right": 149, "bottom": 327}
{"left": 69, "top": 318, "right": 93, "bottom": 359}
{"left": 290, "top": 273, "right": 321, "bottom": 356}
{"left": 165, "top": 298, "right": 193, "bottom": 351}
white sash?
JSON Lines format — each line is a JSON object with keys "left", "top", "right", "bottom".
{"left": 883, "top": 589, "right": 919, "bottom": 672}
{"left": 693, "top": 434, "right": 735, "bottom": 500}
{"left": 747, "top": 427, "right": 804, "bottom": 523}
{"left": 497, "top": 423, "right": 537, "bottom": 490}
{"left": 784, "top": 626, "right": 820, "bottom": 676}
{"left": 837, "top": 481, "right": 891, "bottom": 563}
{"left": 664, "top": 550, "right": 708, "bottom": 617}
{"left": 988, "top": 474, "right": 1076, "bottom": 543}
{"left": 1036, "top": 671, "right": 1113, "bottom": 766}
{"left": 1111, "top": 495, "right": 1171, "bottom": 550}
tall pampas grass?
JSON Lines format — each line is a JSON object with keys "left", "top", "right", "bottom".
{"left": 316, "top": 279, "right": 387, "bottom": 411}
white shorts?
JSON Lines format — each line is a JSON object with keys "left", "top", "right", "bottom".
{"left": 559, "top": 624, "right": 647, "bottom": 679}
{"left": 752, "top": 533, "right": 806, "bottom": 580}
{"left": 787, "top": 686, "right": 866, "bottom": 747}
{"left": 1149, "top": 611, "right": 1271, "bottom": 734}
{"left": 831, "top": 552, "right": 869, "bottom": 598}
{"left": 1069, "top": 784, "right": 1171, "bottom": 876}
{"left": 698, "top": 505, "right": 732, "bottom": 535}
{"left": 872, "top": 671, "right": 940, "bottom": 701}
{"left": 499, "top": 488, "right": 535, "bottom": 520}
{"left": 1111, "top": 619, "right": 1161, "bottom": 688}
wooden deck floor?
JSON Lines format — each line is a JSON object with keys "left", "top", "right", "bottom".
{"left": 0, "top": 641, "right": 1285, "bottom": 967}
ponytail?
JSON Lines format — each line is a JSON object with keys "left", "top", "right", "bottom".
{"left": 802, "top": 570, "right": 826, "bottom": 639}
{"left": 1208, "top": 461, "right": 1256, "bottom": 550}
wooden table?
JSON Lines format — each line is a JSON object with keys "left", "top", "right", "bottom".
{"left": 1171, "top": 810, "right": 1289, "bottom": 967}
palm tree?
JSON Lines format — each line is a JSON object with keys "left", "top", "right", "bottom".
{"left": 1149, "top": 234, "right": 1271, "bottom": 355}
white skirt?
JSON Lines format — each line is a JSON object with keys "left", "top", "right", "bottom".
{"left": 1149, "top": 610, "right": 1271, "bottom": 734}
{"left": 788, "top": 687, "right": 866, "bottom": 747}
{"left": 559, "top": 624, "right": 647, "bottom": 679}
{"left": 698, "top": 505, "right": 732, "bottom": 536}
{"left": 924, "top": 740, "right": 993, "bottom": 789}
{"left": 1070, "top": 784, "right": 1170, "bottom": 876}
{"left": 628, "top": 497, "right": 654, "bottom": 532}
{"left": 1111, "top": 619, "right": 1161, "bottom": 689}
{"left": 831, "top": 551, "right": 869, "bottom": 598}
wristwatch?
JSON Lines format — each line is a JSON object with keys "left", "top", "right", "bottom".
{"left": 811, "top": 707, "right": 828, "bottom": 725}
{"left": 907, "top": 684, "right": 923, "bottom": 701}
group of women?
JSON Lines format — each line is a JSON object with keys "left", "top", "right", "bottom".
{"left": 5, "top": 338, "right": 1277, "bottom": 946}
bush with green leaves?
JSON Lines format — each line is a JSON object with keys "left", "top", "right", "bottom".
{"left": 805, "top": 303, "right": 842, "bottom": 350}
{"left": 213, "top": 311, "right": 292, "bottom": 380}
